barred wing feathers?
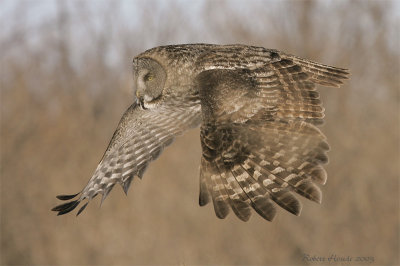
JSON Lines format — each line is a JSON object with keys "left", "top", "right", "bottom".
{"left": 197, "top": 52, "right": 349, "bottom": 221}
{"left": 52, "top": 97, "right": 201, "bottom": 216}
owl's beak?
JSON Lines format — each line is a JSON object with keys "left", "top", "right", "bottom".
{"left": 135, "top": 90, "right": 146, "bottom": 109}
{"left": 136, "top": 96, "right": 146, "bottom": 110}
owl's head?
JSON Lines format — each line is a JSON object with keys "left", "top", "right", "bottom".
{"left": 133, "top": 57, "right": 166, "bottom": 108}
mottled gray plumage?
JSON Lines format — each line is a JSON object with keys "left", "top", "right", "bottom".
{"left": 52, "top": 44, "right": 349, "bottom": 221}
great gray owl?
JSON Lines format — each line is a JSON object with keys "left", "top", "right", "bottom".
{"left": 52, "top": 44, "right": 349, "bottom": 221}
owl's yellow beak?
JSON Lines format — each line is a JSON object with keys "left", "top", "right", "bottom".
{"left": 135, "top": 92, "right": 146, "bottom": 109}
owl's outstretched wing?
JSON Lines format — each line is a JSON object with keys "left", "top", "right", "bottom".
{"left": 52, "top": 95, "right": 201, "bottom": 215}
{"left": 196, "top": 53, "right": 349, "bottom": 221}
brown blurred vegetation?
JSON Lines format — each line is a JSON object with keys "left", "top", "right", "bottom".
{"left": 1, "top": 0, "right": 399, "bottom": 265}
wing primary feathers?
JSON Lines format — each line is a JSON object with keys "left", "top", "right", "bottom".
{"left": 243, "top": 157, "right": 302, "bottom": 215}
{"left": 231, "top": 165, "right": 276, "bottom": 221}
{"left": 310, "top": 166, "right": 327, "bottom": 185}
{"left": 137, "top": 163, "right": 148, "bottom": 179}
{"left": 214, "top": 159, "right": 251, "bottom": 222}
{"left": 269, "top": 189, "right": 302, "bottom": 216}
{"left": 52, "top": 200, "right": 80, "bottom": 216}
{"left": 56, "top": 193, "right": 80, "bottom": 201}
{"left": 294, "top": 180, "right": 322, "bottom": 204}
{"left": 51, "top": 200, "right": 76, "bottom": 212}
{"left": 101, "top": 184, "right": 115, "bottom": 206}
{"left": 202, "top": 159, "right": 230, "bottom": 219}
{"left": 199, "top": 167, "right": 210, "bottom": 206}
{"left": 76, "top": 202, "right": 89, "bottom": 216}
{"left": 122, "top": 175, "right": 134, "bottom": 195}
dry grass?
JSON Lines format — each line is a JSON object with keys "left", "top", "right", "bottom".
{"left": 1, "top": 0, "right": 399, "bottom": 265}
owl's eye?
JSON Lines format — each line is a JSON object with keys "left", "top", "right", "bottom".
{"left": 144, "top": 73, "right": 154, "bottom": 82}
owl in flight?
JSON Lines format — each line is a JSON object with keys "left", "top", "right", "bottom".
{"left": 52, "top": 44, "right": 349, "bottom": 221}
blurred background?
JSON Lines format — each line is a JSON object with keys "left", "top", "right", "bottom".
{"left": 1, "top": 0, "right": 399, "bottom": 265}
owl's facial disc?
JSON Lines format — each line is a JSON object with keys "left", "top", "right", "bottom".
{"left": 133, "top": 58, "right": 166, "bottom": 107}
